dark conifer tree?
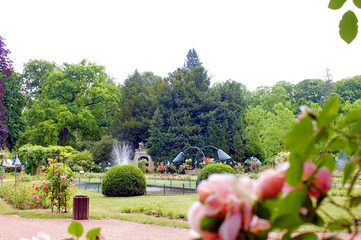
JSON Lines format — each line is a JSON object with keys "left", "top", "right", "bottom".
{"left": 184, "top": 48, "right": 202, "bottom": 71}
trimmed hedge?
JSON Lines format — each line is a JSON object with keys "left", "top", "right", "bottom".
{"left": 101, "top": 165, "right": 146, "bottom": 197}
{"left": 197, "top": 163, "right": 236, "bottom": 182}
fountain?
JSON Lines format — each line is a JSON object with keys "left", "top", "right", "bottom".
{"left": 110, "top": 141, "right": 133, "bottom": 165}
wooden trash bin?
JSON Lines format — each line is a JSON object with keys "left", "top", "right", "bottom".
{"left": 73, "top": 195, "right": 89, "bottom": 220}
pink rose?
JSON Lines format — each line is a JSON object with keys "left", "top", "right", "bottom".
{"left": 60, "top": 176, "right": 66, "bottom": 181}
{"left": 41, "top": 180, "right": 46, "bottom": 185}
{"left": 256, "top": 164, "right": 287, "bottom": 199}
{"left": 70, "top": 177, "right": 74, "bottom": 182}
{"left": 59, "top": 192, "right": 63, "bottom": 196}
{"left": 57, "top": 163, "right": 61, "bottom": 166}
{"left": 248, "top": 216, "right": 270, "bottom": 233}
{"left": 192, "top": 174, "right": 256, "bottom": 240}
{"left": 283, "top": 160, "right": 332, "bottom": 198}
{"left": 187, "top": 201, "right": 220, "bottom": 239}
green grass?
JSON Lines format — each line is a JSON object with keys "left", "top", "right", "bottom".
{"left": 0, "top": 171, "right": 360, "bottom": 231}
{"left": 0, "top": 188, "right": 197, "bottom": 228}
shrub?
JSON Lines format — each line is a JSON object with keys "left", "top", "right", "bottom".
{"left": 101, "top": 165, "right": 146, "bottom": 197}
{"left": 270, "top": 151, "right": 290, "bottom": 167}
{"left": 197, "top": 163, "right": 236, "bottom": 182}
{"left": 68, "top": 150, "right": 95, "bottom": 172}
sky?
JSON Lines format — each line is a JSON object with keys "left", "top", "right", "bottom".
{"left": 2, "top": 0, "right": 361, "bottom": 91}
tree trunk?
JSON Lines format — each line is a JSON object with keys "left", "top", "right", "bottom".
{"left": 60, "top": 127, "right": 69, "bottom": 146}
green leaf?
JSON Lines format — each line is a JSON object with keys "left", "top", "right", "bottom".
{"left": 343, "top": 161, "right": 356, "bottom": 186}
{"left": 318, "top": 153, "right": 336, "bottom": 171}
{"left": 329, "top": 0, "right": 347, "bottom": 9}
{"left": 86, "top": 228, "right": 101, "bottom": 239}
{"left": 328, "top": 219, "right": 351, "bottom": 231}
{"left": 272, "top": 214, "right": 303, "bottom": 230}
{"left": 317, "top": 97, "right": 340, "bottom": 127}
{"left": 68, "top": 221, "right": 83, "bottom": 238}
{"left": 339, "top": 11, "right": 358, "bottom": 44}
{"left": 285, "top": 118, "right": 315, "bottom": 186}
{"left": 337, "top": 109, "right": 361, "bottom": 129}
{"left": 328, "top": 138, "right": 346, "bottom": 152}
{"left": 349, "top": 196, "right": 361, "bottom": 208}
{"left": 279, "top": 187, "right": 307, "bottom": 217}
{"left": 354, "top": 0, "right": 361, "bottom": 8}
{"left": 292, "top": 232, "right": 318, "bottom": 240}
{"left": 347, "top": 170, "right": 359, "bottom": 196}
{"left": 311, "top": 213, "right": 325, "bottom": 227}
{"left": 200, "top": 216, "right": 222, "bottom": 232}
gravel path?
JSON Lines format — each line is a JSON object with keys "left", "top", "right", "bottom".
{"left": 0, "top": 214, "right": 360, "bottom": 240}
{"left": 0, "top": 215, "right": 190, "bottom": 240}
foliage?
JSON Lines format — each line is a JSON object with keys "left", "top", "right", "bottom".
{"left": 2, "top": 72, "right": 26, "bottom": 150}
{"left": 68, "top": 150, "right": 96, "bottom": 173}
{"left": 184, "top": 48, "right": 202, "bottom": 72}
{"left": 138, "top": 158, "right": 148, "bottom": 173}
{"left": 67, "top": 221, "right": 102, "bottom": 240}
{"left": 245, "top": 156, "right": 261, "bottom": 173}
{"left": 20, "top": 60, "right": 119, "bottom": 146}
{"left": 101, "top": 165, "right": 146, "bottom": 197}
{"left": 22, "top": 59, "right": 58, "bottom": 104}
{"left": 154, "top": 162, "right": 167, "bottom": 173}
{"left": 0, "top": 180, "right": 48, "bottom": 209}
{"left": 197, "top": 163, "right": 236, "bottom": 182}
{"left": 18, "top": 144, "right": 74, "bottom": 175}
{"left": 112, "top": 70, "right": 160, "bottom": 146}
{"left": 0, "top": 35, "right": 11, "bottom": 146}
{"left": 88, "top": 135, "right": 116, "bottom": 166}
{"left": 328, "top": 0, "right": 360, "bottom": 43}
{"left": 270, "top": 151, "right": 291, "bottom": 167}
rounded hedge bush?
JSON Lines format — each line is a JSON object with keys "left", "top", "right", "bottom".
{"left": 197, "top": 163, "right": 236, "bottom": 182}
{"left": 101, "top": 165, "right": 146, "bottom": 197}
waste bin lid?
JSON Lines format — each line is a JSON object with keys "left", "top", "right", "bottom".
{"left": 74, "top": 194, "right": 88, "bottom": 197}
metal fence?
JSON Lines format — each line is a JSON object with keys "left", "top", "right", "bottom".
{"left": 73, "top": 177, "right": 197, "bottom": 195}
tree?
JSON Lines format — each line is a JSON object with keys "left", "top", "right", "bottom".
{"left": 22, "top": 59, "right": 58, "bottom": 104}
{"left": 21, "top": 60, "right": 119, "bottom": 146}
{"left": 260, "top": 103, "right": 296, "bottom": 159}
{"left": 184, "top": 48, "right": 202, "bottom": 71}
{"left": 293, "top": 79, "right": 326, "bottom": 104}
{"left": 2, "top": 72, "right": 26, "bottom": 150}
{"left": 335, "top": 76, "right": 361, "bottom": 103}
{"left": 0, "top": 36, "right": 12, "bottom": 147}
{"left": 112, "top": 70, "right": 161, "bottom": 146}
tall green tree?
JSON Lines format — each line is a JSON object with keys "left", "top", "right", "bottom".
{"left": 112, "top": 70, "right": 163, "bottom": 146}
{"left": 22, "top": 59, "right": 58, "bottom": 105}
{"left": 2, "top": 72, "right": 26, "bottom": 150}
{"left": 260, "top": 103, "right": 296, "bottom": 159}
{"left": 184, "top": 48, "right": 202, "bottom": 71}
{"left": 335, "top": 76, "right": 361, "bottom": 103}
{"left": 21, "top": 60, "right": 118, "bottom": 147}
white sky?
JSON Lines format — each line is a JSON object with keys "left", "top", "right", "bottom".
{"left": 2, "top": 0, "right": 361, "bottom": 91}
